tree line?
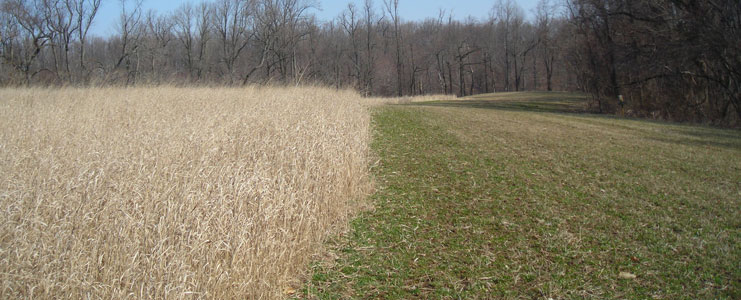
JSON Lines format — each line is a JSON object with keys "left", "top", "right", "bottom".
{"left": 0, "top": 0, "right": 578, "bottom": 93}
{"left": 0, "top": 0, "right": 739, "bottom": 125}
{"left": 566, "top": 0, "right": 740, "bottom": 125}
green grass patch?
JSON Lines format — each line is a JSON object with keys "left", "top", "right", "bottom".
{"left": 301, "top": 93, "right": 740, "bottom": 299}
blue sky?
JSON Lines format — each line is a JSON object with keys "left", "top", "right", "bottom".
{"left": 90, "top": 0, "right": 539, "bottom": 37}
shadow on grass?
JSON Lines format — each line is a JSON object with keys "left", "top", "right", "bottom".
{"left": 648, "top": 136, "right": 741, "bottom": 150}
{"left": 405, "top": 92, "right": 591, "bottom": 115}
{"left": 412, "top": 99, "right": 589, "bottom": 114}
{"left": 649, "top": 126, "right": 741, "bottom": 150}
{"left": 669, "top": 126, "right": 741, "bottom": 141}
{"left": 402, "top": 92, "right": 741, "bottom": 151}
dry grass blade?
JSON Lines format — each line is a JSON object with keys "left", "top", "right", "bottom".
{"left": 0, "top": 86, "right": 376, "bottom": 299}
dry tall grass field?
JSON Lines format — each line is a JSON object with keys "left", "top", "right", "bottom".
{"left": 0, "top": 87, "right": 374, "bottom": 298}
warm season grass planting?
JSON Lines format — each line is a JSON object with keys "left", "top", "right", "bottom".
{"left": 305, "top": 93, "right": 741, "bottom": 298}
{"left": 0, "top": 87, "right": 374, "bottom": 298}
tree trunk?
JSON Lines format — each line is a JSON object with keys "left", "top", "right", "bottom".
{"left": 458, "top": 58, "right": 466, "bottom": 96}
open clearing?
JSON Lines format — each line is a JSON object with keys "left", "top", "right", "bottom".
{"left": 1, "top": 89, "right": 739, "bottom": 299}
{"left": 304, "top": 92, "right": 741, "bottom": 299}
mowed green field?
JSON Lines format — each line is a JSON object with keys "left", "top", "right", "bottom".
{"left": 301, "top": 92, "right": 741, "bottom": 299}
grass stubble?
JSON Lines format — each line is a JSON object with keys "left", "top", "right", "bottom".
{"left": 0, "top": 86, "right": 377, "bottom": 298}
{"left": 305, "top": 93, "right": 740, "bottom": 299}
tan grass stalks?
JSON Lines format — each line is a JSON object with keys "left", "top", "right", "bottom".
{"left": 0, "top": 86, "right": 374, "bottom": 299}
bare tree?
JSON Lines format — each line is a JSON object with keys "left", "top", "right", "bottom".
{"left": 455, "top": 40, "right": 479, "bottom": 97}
{"left": 361, "top": 0, "right": 377, "bottom": 96}
{"left": 0, "top": 0, "right": 51, "bottom": 84}
{"left": 173, "top": 2, "right": 212, "bottom": 81}
{"left": 173, "top": 2, "right": 196, "bottom": 78}
{"left": 512, "top": 21, "right": 537, "bottom": 91}
{"left": 43, "top": 0, "right": 77, "bottom": 82}
{"left": 112, "top": 0, "right": 144, "bottom": 85}
{"left": 339, "top": 3, "right": 361, "bottom": 89}
{"left": 535, "top": 0, "right": 558, "bottom": 91}
{"left": 431, "top": 10, "right": 451, "bottom": 94}
{"left": 144, "top": 10, "right": 173, "bottom": 82}
{"left": 383, "top": 0, "right": 402, "bottom": 96}
{"left": 492, "top": 0, "right": 518, "bottom": 91}
{"left": 256, "top": 0, "right": 316, "bottom": 83}
{"left": 70, "top": 0, "right": 100, "bottom": 83}
{"left": 213, "top": 0, "right": 253, "bottom": 84}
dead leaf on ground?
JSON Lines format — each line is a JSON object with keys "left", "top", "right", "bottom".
{"left": 283, "top": 287, "right": 297, "bottom": 295}
{"left": 619, "top": 271, "right": 637, "bottom": 279}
